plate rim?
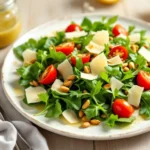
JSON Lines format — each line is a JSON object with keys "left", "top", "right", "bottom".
{"left": 2, "top": 13, "right": 150, "bottom": 140}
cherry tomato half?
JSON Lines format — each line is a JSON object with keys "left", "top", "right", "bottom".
{"left": 108, "top": 46, "right": 128, "bottom": 61}
{"left": 112, "top": 99, "right": 134, "bottom": 118}
{"left": 39, "top": 65, "right": 57, "bottom": 85}
{"left": 112, "top": 24, "right": 128, "bottom": 37}
{"left": 137, "top": 70, "right": 150, "bottom": 90}
{"left": 65, "top": 24, "right": 82, "bottom": 32}
{"left": 71, "top": 53, "right": 91, "bottom": 66}
{"left": 56, "top": 42, "right": 75, "bottom": 56}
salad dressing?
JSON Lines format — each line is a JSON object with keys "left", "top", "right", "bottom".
{"left": 0, "top": 0, "right": 21, "bottom": 48}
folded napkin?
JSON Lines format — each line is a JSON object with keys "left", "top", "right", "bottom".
{"left": 0, "top": 81, "right": 49, "bottom": 150}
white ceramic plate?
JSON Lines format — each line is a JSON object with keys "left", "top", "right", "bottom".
{"left": 2, "top": 13, "right": 150, "bottom": 140}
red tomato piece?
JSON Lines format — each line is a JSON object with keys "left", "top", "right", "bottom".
{"left": 65, "top": 24, "right": 82, "bottom": 32}
{"left": 108, "top": 46, "right": 128, "bottom": 61}
{"left": 71, "top": 53, "right": 91, "bottom": 66}
{"left": 112, "top": 24, "right": 128, "bottom": 37}
{"left": 56, "top": 42, "right": 75, "bottom": 56}
{"left": 39, "top": 65, "right": 57, "bottom": 85}
{"left": 137, "top": 70, "right": 150, "bottom": 90}
{"left": 112, "top": 99, "right": 134, "bottom": 118}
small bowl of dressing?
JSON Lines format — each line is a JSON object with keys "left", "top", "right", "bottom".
{"left": 0, "top": 0, "right": 21, "bottom": 48}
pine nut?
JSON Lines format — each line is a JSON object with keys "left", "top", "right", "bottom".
{"left": 124, "top": 90, "right": 128, "bottom": 95}
{"left": 59, "top": 86, "right": 70, "bottom": 93}
{"left": 109, "top": 36, "right": 113, "bottom": 41}
{"left": 101, "top": 114, "right": 107, "bottom": 118}
{"left": 67, "top": 75, "right": 76, "bottom": 81}
{"left": 147, "top": 62, "right": 150, "bottom": 67}
{"left": 84, "top": 66, "right": 91, "bottom": 73}
{"left": 30, "top": 80, "right": 38, "bottom": 86}
{"left": 90, "top": 119, "right": 100, "bottom": 125}
{"left": 82, "top": 100, "right": 90, "bottom": 109}
{"left": 83, "top": 90, "right": 88, "bottom": 93}
{"left": 76, "top": 44, "right": 82, "bottom": 50}
{"left": 122, "top": 63, "right": 128, "bottom": 68}
{"left": 81, "top": 122, "right": 90, "bottom": 128}
{"left": 131, "top": 44, "right": 139, "bottom": 53}
{"left": 109, "top": 44, "right": 113, "bottom": 49}
{"left": 128, "top": 62, "right": 135, "bottom": 69}
{"left": 63, "top": 80, "right": 72, "bottom": 87}
{"left": 79, "top": 110, "right": 84, "bottom": 118}
{"left": 144, "top": 44, "right": 149, "bottom": 49}
{"left": 81, "top": 116, "right": 90, "bottom": 122}
{"left": 103, "top": 84, "right": 111, "bottom": 90}
{"left": 123, "top": 67, "right": 129, "bottom": 72}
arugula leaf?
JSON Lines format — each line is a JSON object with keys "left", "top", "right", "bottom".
{"left": 45, "top": 100, "right": 62, "bottom": 118}
{"left": 38, "top": 93, "right": 49, "bottom": 105}
{"left": 117, "top": 116, "right": 135, "bottom": 123}
{"left": 128, "top": 26, "right": 135, "bottom": 34}
{"left": 75, "top": 57, "right": 83, "bottom": 70}
{"left": 106, "top": 114, "right": 118, "bottom": 128}
{"left": 105, "top": 66, "right": 122, "bottom": 79}
{"left": 106, "top": 16, "right": 118, "bottom": 26}
{"left": 91, "top": 81, "right": 103, "bottom": 96}
{"left": 140, "top": 91, "right": 150, "bottom": 118}
{"left": 13, "top": 38, "right": 37, "bottom": 60}
{"left": 48, "top": 49, "right": 66, "bottom": 62}
{"left": 100, "top": 72, "right": 110, "bottom": 83}
{"left": 121, "top": 71, "right": 135, "bottom": 81}
{"left": 81, "top": 17, "right": 93, "bottom": 31}
{"left": 106, "top": 114, "right": 135, "bottom": 127}
{"left": 83, "top": 105, "right": 99, "bottom": 119}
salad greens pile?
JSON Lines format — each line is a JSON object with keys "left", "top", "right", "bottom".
{"left": 14, "top": 16, "right": 150, "bottom": 128}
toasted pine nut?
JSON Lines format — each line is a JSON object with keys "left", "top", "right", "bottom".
{"left": 81, "top": 122, "right": 90, "bottom": 128}
{"left": 144, "top": 44, "right": 149, "bottom": 49}
{"left": 59, "top": 86, "right": 70, "bottom": 93}
{"left": 63, "top": 80, "right": 72, "bottom": 87}
{"left": 90, "top": 119, "right": 100, "bottom": 125}
{"left": 76, "top": 44, "right": 81, "bottom": 50}
{"left": 83, "top": 90, "right": 88, "bottom": 93}
{"left": 103, "top": 84, "right": 111, "bottom": 90}
{"left": 124, "top": 90, "right": 128, "bottom": 95}
{"left": 81, "top": 116, "right": 90, "bottom": 122}
{"left": 109, "top": 37, "right": 113, "bottom": 41}
{"left": 82, "top": 100, "right": 90, "bottom": 109}
{"left": 123, "top": 67, "right": 129, "bottom": 72}
{"left": 131, "top": 44, "right": 139, "bottom": 53}
{"left": 101, "top": 114, "right": 107, "bottom": 118}
{"left": 109, "top": 44, "right": 113, "bottom": 49}
{"left": 30, "top": 80, "right": 38, "bottom": 86}
{"left": 146, "top": 62, "right": 149, "bottom": 67}
{"left": 67, "top": 75, "right": 76, "bottom": 81}
{"left": 122, "top": 63, "right": 128, "bottom": 68}
{"left": 84, "top": 66, "right": 91, "bottom": 73}
{"left": 128, "top": 62, "right": 135, "bottom": 69}
{"left": 79, "top": 110, "right": 84, "bottom": 118}
{"left": 30, "top": 59, "right": 36, "bottom": 64}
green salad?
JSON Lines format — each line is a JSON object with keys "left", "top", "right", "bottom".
{"left": 14, "top": 16, "right": 150, "bottom": 128}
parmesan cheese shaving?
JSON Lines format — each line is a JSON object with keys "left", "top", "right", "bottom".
{"left": 51, "top": 79, "right": 63, "bottom": 91}
{"left": 62, "top": 109, "right": 79, "bottom": 124}
{"left": 85, "top": 41, "right": 104, "bottom": 54}
{"left": 138, "top": 47, "right": 150, "bottom": 62}
{"left": 65, "top": 31, "right": 87, "bottom": 39}
{"left": 92, "top": 30, "right": 109, "bottom": 46}
{"left": 107, "top": 55, "right": 123, "bottom": 66}
{"left": 81, "top": 72, "right": 98, "bottom": 80}
{"left": 57, "top": 59, "right": 74, "bottom": 80}
{"left": 25, "top": 86, "right": 47, "bottom": 104}
{"left": 110, "top": 77, "right": 124, "bottom": 93}
{"left": 128, "top": 85, "right": 144, "bottom": 107}
{"left": 90, "top": 53, "right": 108, "bottom": 75}
{"left": 129, "top": 33, "right": 141, "bottom": 43}
{"left": 22, "top": 49, "right": 37, "bottom": 64}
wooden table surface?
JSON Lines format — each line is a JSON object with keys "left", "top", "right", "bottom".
{"left": 1, "top": 0, "right": 150, "bottom": 150}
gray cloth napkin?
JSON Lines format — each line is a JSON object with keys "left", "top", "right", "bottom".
{"left": 0, "top": 81, "right": 49, "bottom": 150}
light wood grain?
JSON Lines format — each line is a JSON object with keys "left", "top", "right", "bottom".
{"left": 1, "top": 0, "right": 150, "bottom": 150}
